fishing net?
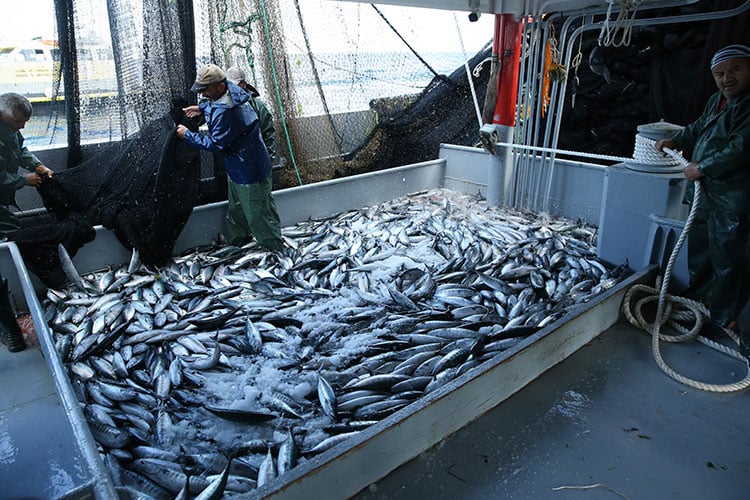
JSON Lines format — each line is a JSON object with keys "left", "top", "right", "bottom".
{"left": 13, "top": 213, "right": 95, "bottom": 289}
{"left": 10, "top": 0, "right": 494, "bottom": 211}
{"left": 35, "top": 0, "right": 195, "bottom": 159}
{"left": 191, "top": 0, "right": 494, "bottom": 184}
{"left": 37, "top": 102, "right": 202, "bottom": 270}
{"left": 3, "top": 0, "right": 200, "bottom": 283}
{"left": 3, "top": 0, "right": 495, "bottom": 288}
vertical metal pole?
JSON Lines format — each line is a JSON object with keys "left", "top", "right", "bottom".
{"left": 487, "top": 125, "right": 515, "bottom": 207}
{"left": 486, "top": 13, "right": 523, "bottom": 208}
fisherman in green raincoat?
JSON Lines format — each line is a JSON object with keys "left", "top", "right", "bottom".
{"left": 0, "top": 93, "right": 54, "bottom": 239}
{"left": 0, "top": 92, "right": 54, "bottom": 352}
{"left": 656, "top": 45, "right": 750, "bottom": 357}
{"left": 225, "top": 66, "right": 277, "bottom": 164}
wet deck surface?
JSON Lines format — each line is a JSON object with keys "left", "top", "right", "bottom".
{"left": 354, "top": 317, "right": 750, "bottom": 500}
{"left": 0, "top": 336, "right": 89, "bottom": 499}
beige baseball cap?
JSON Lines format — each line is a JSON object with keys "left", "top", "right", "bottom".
{"left": 225, "top": 66, "right": 260, "bottom": 97}
{"left": 225, "top": 66, "right": 246, "bottom": 85}
{"left": 191, "top": 64, "right": 226, "bottom": 92}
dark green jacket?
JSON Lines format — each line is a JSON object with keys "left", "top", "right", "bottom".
{"left": 0, "top": 121, "right": 41, "bottom": 207}
{"left": 248, "top": 97, "right": 276, "bottom": 163}
{"left": 673, "top": 91, "right": 750, "bottom": 214}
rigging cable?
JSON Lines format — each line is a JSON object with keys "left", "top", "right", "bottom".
{"left": 621, "top": 139, "right": 750, "bottom": 392}
{"left": 370, "top": 4, "right": 447, "bottom": 83}
{"left": 292, "top": 0, "right": 345, "bottom": 152}
{"left": 259, "top": 0, "right": 303, "bottom": 186}
{"left": 453, "top": 13, "right": 482, "bottom": 129}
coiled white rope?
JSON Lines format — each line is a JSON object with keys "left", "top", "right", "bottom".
{"left": 631, "top": 133, "right": 681, "bottom": 167}
{"left": 622, "top": 137, "right": 750, "bottom": 392}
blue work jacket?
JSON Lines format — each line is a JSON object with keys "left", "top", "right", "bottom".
{"left": 184, "top": 82, "right": 271, "bottom": 185}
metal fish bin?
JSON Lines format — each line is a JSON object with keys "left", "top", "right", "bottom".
{"left": 4, "top": 146, "right": 659, "bottom": 499}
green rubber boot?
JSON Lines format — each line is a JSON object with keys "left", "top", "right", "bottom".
{"left": 0, "top": 277, "right": 25, "bottom": 353}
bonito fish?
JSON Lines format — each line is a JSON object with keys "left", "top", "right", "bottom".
{"left": 43, "top": 189, "right": 627, "bottom": 497}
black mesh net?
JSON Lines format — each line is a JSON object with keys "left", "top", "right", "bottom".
{"left": 339, "top": 46, "right": 491, "bottom": 178}
{"left": 13, "top": 213, "right": 95, "bottom": 289}
{"left": 3, "top": 0, "right": 199, "bottom": 285}
{"left": 37, "top": 101, "right": 202, "bottom": 270}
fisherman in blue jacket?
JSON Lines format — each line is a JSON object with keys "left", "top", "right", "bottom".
{"left": 176, "top": 64, "right": 284, "bottom": 251}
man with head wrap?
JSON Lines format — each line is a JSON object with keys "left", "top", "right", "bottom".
{"left": 656, "top": 44, "right": 750, "bottom": 356}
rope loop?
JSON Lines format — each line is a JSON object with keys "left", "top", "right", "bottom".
{"left": 620, "top": 144, "right": 750, "bottom": 392}
{"left": 632, "top": 134, "right": 682, "bottom": 167}
{"left": 623, "top": 280, "right": 707, "bottom": 342}
{"left": 598, "top": 0, "right": 641, "bottom": 48}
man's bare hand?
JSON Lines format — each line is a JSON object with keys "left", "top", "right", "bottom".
{"left": 24, "top": 173, "right": 42, "bottom": 187}
{"left": 182, "top": 105, "right": 202, "bottom": 118}
{"left": 176, "top": 124, "right": 188, "bottom": 140}
{"left": 35, "top": 164, "right": 53, "bottom": 178}
{"left": 683, "top": 162, "right": 704, "bottom": 181}
{"left": 654, "top": 139, "right": 676, "bottom": 155}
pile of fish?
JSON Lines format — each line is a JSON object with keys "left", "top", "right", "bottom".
{"left": 43, "top": 189, "right": 627, "bottom": 498}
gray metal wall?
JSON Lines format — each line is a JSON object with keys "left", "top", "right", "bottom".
{"left": 440, "top": 144, "right": 605, "bottom": 225}
{"left": 440, "top": 145, "right": 690, "bottom": 287}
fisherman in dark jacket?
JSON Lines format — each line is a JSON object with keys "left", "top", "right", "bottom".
{"left": 0, "top": 92, "right": 54, "bottom": 352}
{"left": 0, "top": 93, "right": 54, "bottom": 240}
{"left": 656, "top": 44, "right": 750, "bottom": 356}
{"left": 176, "top": 64, "right": 284, "bottom": 251}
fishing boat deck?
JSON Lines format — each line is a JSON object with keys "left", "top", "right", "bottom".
{"left": 0, "top": 149, "right": 747, "bottom": 498}
{"left": 354, "top": 314, "right": 750, "bottom": 500}
{"left": 0, "top": 332, "right": 92, "bottom": 499}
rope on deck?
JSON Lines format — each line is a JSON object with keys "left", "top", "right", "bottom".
{"left": 622, "top": 137, "right": 750, "bottom": 392}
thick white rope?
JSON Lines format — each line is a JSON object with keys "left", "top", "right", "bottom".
{"left": 631, "top": 134, "right": 681, "bottom": 167}
{"left": 622, "top": 137, "right": 750, "bottom": 392}
{"left": 494, "top": 141, "right": 631, "bottom": 163}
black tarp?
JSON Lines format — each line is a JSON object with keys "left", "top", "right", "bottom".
{"left": 26, "top": 100, "right": 202, "bottom": 284}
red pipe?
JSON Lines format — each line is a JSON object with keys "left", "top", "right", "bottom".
{"left": 492, "top": 14, "right": 524, "bottom": 127}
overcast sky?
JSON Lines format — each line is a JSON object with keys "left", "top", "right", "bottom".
{"left": 1, "top": 0, "right": 56, "bottom": 42}
{"left": 1, "top": 0, "right": 495, "bottom": 54}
